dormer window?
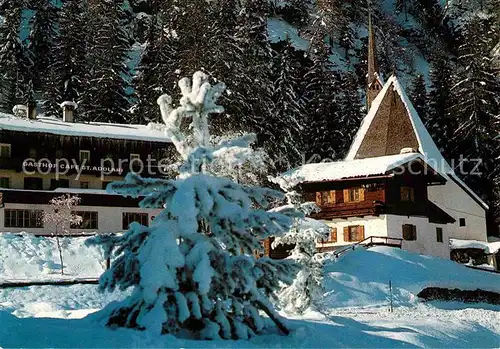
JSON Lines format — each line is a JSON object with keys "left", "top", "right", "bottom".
{"left": 79, "top": 150, "right": 90, "bottom": 164}
{"left": 0, "top": 143, "right": 11, "bottom": 158}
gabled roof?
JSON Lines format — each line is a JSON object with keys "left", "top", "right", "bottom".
{"left": 278, "top": 153, "right": 426, "bottom": 189}
{"left": 0, "top": 113, "right": 170, "bottom": 143}
{"left": 345, "top": 75, "right": 488, "bottom": 210}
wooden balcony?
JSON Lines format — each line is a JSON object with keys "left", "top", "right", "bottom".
{"left": 310, "top": 200, "right": 385, "bottom": 220}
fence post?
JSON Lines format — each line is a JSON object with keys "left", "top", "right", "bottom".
{"left": 389, "top": 280, "right": 393, "bottom": 313}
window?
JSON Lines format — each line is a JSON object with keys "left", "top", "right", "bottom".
{"left": 400, "top": 186, "right": 415, "bottom": 201}
{"left": 24, "top": 177, "right": 43, "bottom": 190}
{"left": 344, "top": 187, "right": 364, "bottom": 203}
{"left": 80, "top": 181, "right": 89, "bottom": 189}
{"left": 72, "top": 211, "right": 98, "bottom": 230}
{"left": 4, "top": 209, "right": 43, "bottom": 228}
{"left": 50, "top": 179, "right": 69, "bottom": 190}
{"left": 122, "top": 212, "right": 149, "bottom": 229}
{"left": 0, "top": 177, "right": 10, "bottom": 188}
{"left": 343, "top": 225, "right": 364, "bottom": 242}
{"left": 436, "top": 227, "right": 443, "bottom": 243}
{"left": 459, "top": 218, "right": 466, "bottom": 227}
{"left": 316, "top": 191, "right": 336, "bottom": 206}
{"left": 0, "top": 143, "right": 11, "bottom": 158}
{"left": 79, "top": 150, "right": 90, "bottom": 164}
{"left": 402, "top": 224, "right": 417, "bottom": 241}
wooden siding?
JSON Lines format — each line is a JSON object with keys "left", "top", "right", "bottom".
{"left": 0, "top": 130, "right": 175, "bottom": 177}
{"left": 0, "top": 189, "right": 142, "bottom": 208}
{"left": 301, "top": 172, "right": 453, "bottom": 223}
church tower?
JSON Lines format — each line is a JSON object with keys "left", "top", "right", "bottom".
{"left": 366, "top": 12, "right": 383, "bottom": 110}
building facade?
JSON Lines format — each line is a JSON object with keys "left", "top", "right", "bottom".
{"left": 0, "top": 106, "right": 174, "bottom": 235}
{"left": 271, "top": 17, "right": 496, "bottom": 269}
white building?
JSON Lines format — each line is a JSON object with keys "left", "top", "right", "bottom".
{"left": 276, "top": 18, "right": 497, "bottom": 269}
{"left": 0, "top": 104, "right": 171, "bottom": 235}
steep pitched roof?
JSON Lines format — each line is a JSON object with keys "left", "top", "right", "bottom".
{"left": 346, "top": 75, "right": 488, "bottom": 209}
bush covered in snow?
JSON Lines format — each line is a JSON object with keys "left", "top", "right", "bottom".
{"left": 88, "top": 72, "right": 301, "bottom": 339}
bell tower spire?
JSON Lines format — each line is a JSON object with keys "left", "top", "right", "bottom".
{"left": 366, "top": 11, "right": 382, "bottom": 110}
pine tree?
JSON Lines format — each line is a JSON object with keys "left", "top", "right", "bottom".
{"left": 408, "top": 74, "right": 427, "bottom": 122}
{"left": 0, "top": 2, "right": 30, "bottom": 113}
{"left": 88, "top": 71, "right": 299, "bottom": 339}
{"left": 302, "top": 44, "right": 341, "bottom": 162}
{"left": 80, "top": 0, "right": 132, "bottom": 123}
{"left": 271, "top": 190, "right": 330, "bottom": 314}
{"left": 427, "top": 56, "right": 455, "bottom": 158}
{"left": 42, "top": 0, "right": 88, "bottom": 116}
{"left": 131, "top": 1, "right": 184, "bottom": 123}
{"left": 27, "top": 0, "right": 58, "bottom": 95}
{"left": 282, "top": 0, "right": 312, "bottom": 29}
{"left": 336, "top": 72, "right": 363, "bottom": 158}
{"left": 449, "top": 14, "right": 500, "bottom": 224}
{"left": 270, "top": 39, "right": 306, "bottom": 171}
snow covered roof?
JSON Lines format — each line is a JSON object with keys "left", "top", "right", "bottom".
{"left": 450, "top": 238, "right": 500, "bottom": 255}
{"left": 279, "top": 153, "right": 424, "bottom": 188}
{"left": 345, "top": 75, "right": 488, "bottom": 210}
{"left": 0, "top": 113, "right": 170, "bottom": 143}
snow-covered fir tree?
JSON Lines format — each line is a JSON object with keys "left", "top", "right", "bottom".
{"left": 408, "top": 74, "right": 427, "bottom": 123}
{"left": 336, "top": 72, "right": 363, "bottom": 158}
{"left": 79, "top": 0, "right": 131, "bottom": 122}
{"left": 270, "top": 39, "right": 305, "bottom": 171}
{"left": 270, "top": 190, "right": 330, "bottom": 314}
{"left": 449, "top": 14, "right": 500, "bottom": 225}
{"left": 302, "top": 44, "right": 341, "bottom": 161}
{"left": 26, "top": 0, "right": 58, "bottom": 95}
{"left": 131, "top": 3, "right": 179, "bottom": 123}
{"left": 89, "top": 71, "right": 301, "bottom": 339}
{"left": 42, "top": 0, "right": 88, "bottom": 116}
{"left": 427, "top": 55, "right": 455, "bottom": 158}
{"left": 0, "top": 1, "right": 30, "bottom": 113}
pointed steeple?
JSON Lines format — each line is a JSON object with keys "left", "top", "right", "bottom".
{"left": 366, "top": 11, "right": 383, "bottom": 110}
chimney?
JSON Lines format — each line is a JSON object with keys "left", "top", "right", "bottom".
{"left": 27, "top": 102, "right": 37, "bottom": 120}
{"left": 60, "top": 101, "right": 78, "bottom": 123}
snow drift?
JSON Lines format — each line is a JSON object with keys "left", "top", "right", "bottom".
{"left": 321, "top": 246, "right": 500, "bottom": 309}
{"left": 0, "top": 233, "right": 106, "bottom": 280}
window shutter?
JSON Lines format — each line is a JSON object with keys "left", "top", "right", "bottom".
{"left": 343, "top": 226, "right": 349, "bottom": 242}
{"left": 329, "top": 190, "right": 336, "bottom": 204}
{"left": 359, "top": 188, "right": 365, "bottom": 201}
{"left": 316, "top": 192, "right": 321, "bottom": 205}
{"left": 358, "top": 225, "right": 365, "bottom": 240}
{"left": 343, "top": 189, "right": 350, "bottom": 203}
{"left": 263, "top": 238, "right": 271, "bottom": 256}
{"left": 331, "top": 228, "right": 337, "bottom": 242}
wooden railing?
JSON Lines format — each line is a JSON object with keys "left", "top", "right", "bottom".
{"left": 331, "top": 235, "right": 403, "bottom": 259}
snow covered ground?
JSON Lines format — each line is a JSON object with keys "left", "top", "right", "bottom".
{"left": 0, "top": 233, "right": 106, "bottom": 280}
{"left": 0, "top": 236, "right": 499, "bottom": 347}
